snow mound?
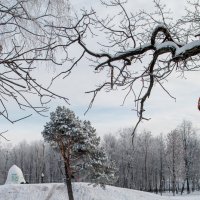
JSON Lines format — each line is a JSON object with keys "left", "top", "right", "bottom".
{"left": 0, "top": 182, "right": 199, "bottom": 200}
{"left": 5, "top": 165, "right": 26, "bottom": 184}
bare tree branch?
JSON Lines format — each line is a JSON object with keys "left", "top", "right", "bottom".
{"left": 51, "top": 0, "right": 200, "bottom": 137}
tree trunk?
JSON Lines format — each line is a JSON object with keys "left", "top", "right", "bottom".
{"left": 186, "top": 177, "right": 190, "bottom": 194}
{"left": 181, "top": 181, "right": 185, "bottom": 195}
{"left": 66, "top": 177, "right": 74, "bottom": 200}
{"left": 172, "top": 144, "right": 176, "bottom": 196}
{"left": 144, "top": 150, "right": 148, "bottom": 191}
{"left": 64, "top": 163, "right": 74, "bottom": 200}
{"left": 172, "top": 174, "right": 176, "bottom": 195}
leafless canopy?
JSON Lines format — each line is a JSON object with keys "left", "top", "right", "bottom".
{"left": 1, "top": 0, "right": 200, "bottom": 138}
{"left": 51, "top": 0, "right": 200, "bottom": 136}
{"left": 0, "top": 0, "right": 70, "bottom": 125}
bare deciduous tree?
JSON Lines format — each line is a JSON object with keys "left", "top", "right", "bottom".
{"left": 50, "top": 0, "right": 200, "bottom": 135}
{"left": 0, "top": 0, "right": 71, "bottom": 134}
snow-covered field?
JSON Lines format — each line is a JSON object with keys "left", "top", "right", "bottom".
{"left": 0, "top": 182, "right": 199, "bottom": 200}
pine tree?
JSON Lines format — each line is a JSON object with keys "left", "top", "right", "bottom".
{"left": 42, "top": 106, "right": 116, "bottom": 200}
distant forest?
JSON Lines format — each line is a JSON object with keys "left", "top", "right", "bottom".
{"left": 1, "top": 120, "right": 200, "bottom": 196}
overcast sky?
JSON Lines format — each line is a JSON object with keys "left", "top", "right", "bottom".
{"left": 2, "top": 0, "right": 200, "bottom": 145}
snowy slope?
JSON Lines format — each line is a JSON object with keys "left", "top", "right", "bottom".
{"left": 0, "top": 182, "right": 199, "bottom": 200}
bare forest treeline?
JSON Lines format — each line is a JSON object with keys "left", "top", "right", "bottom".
{"left": 0, "top": 141, "right": 64, "bottom": 184}
{"left": 0, "top": 120, "right": 200, "bottom": 196}
{"left": 102, "top": 120, "right": 200, "bottom": 195}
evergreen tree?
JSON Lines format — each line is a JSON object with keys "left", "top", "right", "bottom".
{"left": 42, "top": 106, "right": 116, "bottom": 200}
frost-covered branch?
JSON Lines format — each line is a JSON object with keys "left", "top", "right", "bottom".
{"left": 0, "top": 0, "right": 71, "bottom": 130}
{"left": 52, "top": 0, "right": 200, "bottom": 136}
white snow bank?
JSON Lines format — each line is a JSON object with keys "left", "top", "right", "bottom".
{"left": 5, "top": 165, "right": 26, "bottom": 184}
{"left": 0, "top": 182, "right": 200, "bottom": 200}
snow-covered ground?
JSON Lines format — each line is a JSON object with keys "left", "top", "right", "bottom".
{"left": 0, "top": 182, "right": 200, "bottom": 200}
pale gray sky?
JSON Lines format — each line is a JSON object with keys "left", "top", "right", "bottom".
{"left": 2, "top": 0, "right": 200, "bottom": 144}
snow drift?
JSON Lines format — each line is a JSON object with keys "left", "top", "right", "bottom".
{"left": 0, "top": 182, "right": 199, "bottom": 200}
